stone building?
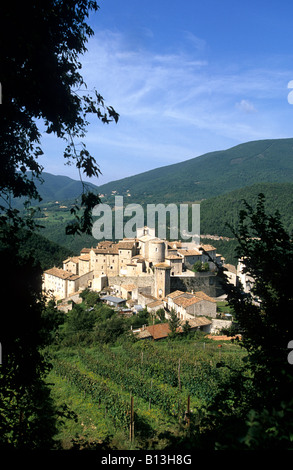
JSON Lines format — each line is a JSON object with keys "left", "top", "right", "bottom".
{"left": 43, "top": 267, "right": 93, "bottom": 301}
{"left": 164, "top": 289, "right": 217, "bottom": 321}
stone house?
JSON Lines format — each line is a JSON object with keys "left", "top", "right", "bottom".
{"left": 43, "top": 267, "right": 94, "bottom": 300}
{"left": 198, "top": 244, "right": 218, "bottom": 270}
{"left": 63, "top": 256, "right": 80, "bottom": 275}
{"left": 78, "top": 253, "right": 91, "bottom": 276}
{"left": 120, "top": 283, "right": 138, "bottom": 301}
{"left": 165, "top": 254, "right": 183, "bottom": 275}
{"left": 91, "top": 244, "right": 120, "bottom": 277}
{"left": 147, "top": 299, "right": 165, "bottom": 314}
{"left": 118, "top": 240, "right": 138, "bottom": 274}
{"left": 177, "top": 249, "right": 202, "bottom": 271}
{"left": 165, "top": 290, "right": 217, "bottom": 321}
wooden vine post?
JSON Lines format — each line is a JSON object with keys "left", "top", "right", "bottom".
{"left": 130, "top": 395, "right": 134, "bottom": 443}
{"left": 149, "top": 378, "right": 153, "bottom": 410}
{"left": 187, "top": 395, "right": 191, "bottom": 429}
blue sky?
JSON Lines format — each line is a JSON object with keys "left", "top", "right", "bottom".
{"left": 41, "top": 0, "right": 293, "bottom": 185}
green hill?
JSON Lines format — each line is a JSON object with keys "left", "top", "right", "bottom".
{"left": 11, "top": 172, "right": 99, "bottom": 208}
{"left": 96, "top": 138, "right": 293, "bottom": 203}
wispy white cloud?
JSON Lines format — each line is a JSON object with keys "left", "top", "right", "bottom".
{"left": 236, "top": 99, "right": 257, "bottom": 113}
{"left": 42, "top": 29, "right": 293, "bottom": 183}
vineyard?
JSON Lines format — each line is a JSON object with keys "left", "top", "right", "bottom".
{"left": 47, "top": 338, "right": 246, "bottom": 450}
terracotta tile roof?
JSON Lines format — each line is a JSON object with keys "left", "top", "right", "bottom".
{"left": 147, "top": 300, "right": 164, "bottom": 308}
{"left": 223, "top": 263, "right": 237, "bottom": 274}
{"left": 199, "top": 244, "right": 216, "bottom": 252}
{"left": 136, "top": 328, "right": 153, "bottom": 339}
{"left": 79, "top": 254, "right": 90, "bottom": 261}
{"left": 188, "top": 317, "right": 212, "bottom": 327}
{"left": 193, "top": 291, "right": 217, "bottom": 303}
{"left": 178, "top": 249, "right": 201, "bottom": 256}
{"left": 44, "top": 267, "right": 79, "bottom": 281}
{"left": 93, "top": 246, "right": 119, "bottom": 254}
{"left": 174, "top": 296, "right": 201, "bottom": 307}
{"left": 206, "top": 334, "right": 241, "bottom": 341}
{"left": 167, "top": 242, "right": 182, "bottom": 248}
{"left": 154, "top": 263, "right": 171, "bottom": 269}
{"left": 80, "top": 248, "right": 91, "bottom": 253}
{"left": 121, "top": 283, "right": 137, "bottom": 291}
{"left": 167, "top": 290, "right": 185, "bottom": 299}
{"left": 145, "top": 323, "right": 174, "bottom": 340}
{"left": 136, "top": 316, "right": 211, "bottom": 340}
{"left": 168, "top": 290, "right": 216, "bottom": 308}
{"left": 118, "top": 241, "right": 135, "bottom": 250}
{"left": 63, "top": 256, "right": 80, "bottom": 264}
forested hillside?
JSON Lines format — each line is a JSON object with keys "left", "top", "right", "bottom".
{"left": 200, "top": 182, "right": 293, "bottom": 237}
{"left": 16, "top": 229, "right": 74, "bottom": 270}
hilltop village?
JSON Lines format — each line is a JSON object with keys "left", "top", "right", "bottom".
{"left": 43, "top": 226, "right": 248, "bottom": 338}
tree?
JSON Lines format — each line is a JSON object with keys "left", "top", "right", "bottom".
{"left": 213, "top": 194, "right": 293, "bottom": 449}
{"left": 192, "top": 261, "right": 209, "bottom": 272}
{"left": 168, "top": 309, "right": 181, "bottom": 339}
{"left": 0, "top": 0, "right": 119, "bottom": 235}
{"left": 0, "top": 1, "right": 118, "bottom": 448}
{"left": 41, "top": 300, "right": 66, "bottom": 345}
{"left": 64, "top": 304, "right": 98, "bottom": 334}
{"left": 156, "top": 308, "right": 166, "bottom": 322}
{"left": 79, "top": 288, "right": 100, "bottom": 307}
{"left": 182, "top": 320, "right": 191, "bottom": 337}
{"left": 0, "top": 232, "right": 58, "bottom": 448}
{"left": 223, "top": 195, "right": 293, "bottom": 400}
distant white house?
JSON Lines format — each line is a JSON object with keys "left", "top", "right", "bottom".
{"left": 237, "top": 259, "right": 255, "bottom": 293}
{"left": 223, "top": 264, "right": 237, "bottom": 286}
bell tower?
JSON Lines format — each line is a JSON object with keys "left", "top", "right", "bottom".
{"left": 154, "top": 263, "right": 171, "bottom": 299}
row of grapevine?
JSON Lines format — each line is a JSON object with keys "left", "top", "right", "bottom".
{"left": 52, "top": 359, "right": 132, "bottom": 430}
{"left": 77, "top": 350, "right": 199, "bottom": 417}
{"left": 78, "top": 346, "right": 226, "bottom": 405}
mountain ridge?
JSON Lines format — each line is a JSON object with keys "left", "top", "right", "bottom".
{"left": 95, "top": 137, "right": 293, "bottom": 203}
{"left": 13, "top": 137, "right": 293, "bottom": 209}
